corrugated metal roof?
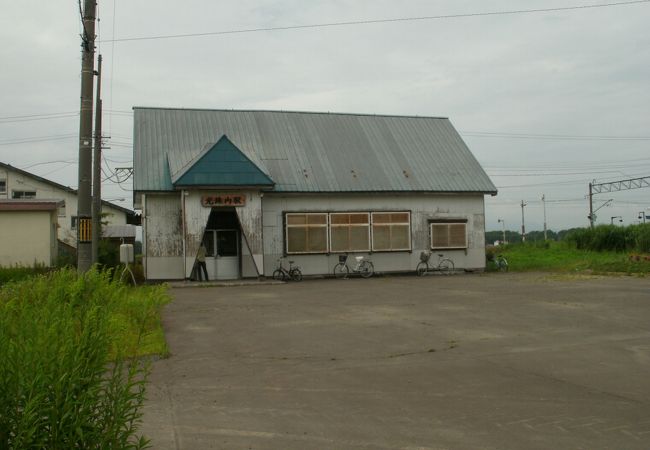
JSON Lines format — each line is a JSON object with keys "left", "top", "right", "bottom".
{"left": 133, "top": 108, "right": 496, "bottom": 194}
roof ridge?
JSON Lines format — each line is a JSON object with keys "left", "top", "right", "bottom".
{"left": 132, "top": 107, "right": 448, "bottom": 120}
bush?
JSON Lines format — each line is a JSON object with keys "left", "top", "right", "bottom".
{"left": 0, "top": 269, "right": 170, "bottom": 448}
{"left": 0, "top": 264, "right": 50, "bottom": 286}
{"left": 565, "top": 224, "right": 650, "bottom": 253}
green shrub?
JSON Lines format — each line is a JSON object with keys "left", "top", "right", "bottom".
{"left": 565, "top": 224, "right": 650, "bottom": 253}
{"left": 0, "top": 269, "right": 170, "bottom": 448}
{"left": 0, "top": 264, "right": 50, "bottom": 286}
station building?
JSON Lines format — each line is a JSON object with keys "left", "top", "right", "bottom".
{"left": 133, "top": 108, "right": 497, "bottom": 280}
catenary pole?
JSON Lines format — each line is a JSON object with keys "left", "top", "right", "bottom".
{"left": 588, "top": 181, "right": 594, "bottom": 228}
{"left": 77, "top": 0, "right": 96, "bottom": 272}
{"left": 92, "top": 54, "right": 102, "bottom": 264}
{"left": 542, "top": 194, "right": 547, "bottom": 241}
{"left": 520, "top": 200, "right": 527, "bottom": 243}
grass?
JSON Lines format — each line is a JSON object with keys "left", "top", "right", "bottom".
{"left": 490, "top": 242, "right": 650, "bottom": 275}
{"left": 0, "top": 268, "right": 171, "bottom": 448}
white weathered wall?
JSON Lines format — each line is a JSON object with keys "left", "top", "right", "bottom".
{"left": 262, "top": 193, "right": 487, "bottom": 276}
{"left": 0, "top": 210, "right": 57, "bottom": 267}
{"left": 0, "top": 166, "right": 128, "bottom": 248}
{"left": 143, "top": 193, "right": 184, "bottom": 279}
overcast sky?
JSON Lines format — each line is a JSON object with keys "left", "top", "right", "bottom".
{"left": 1, "top": 0, "right": 649, "bottom": 232}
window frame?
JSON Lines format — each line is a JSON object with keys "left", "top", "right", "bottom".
{"left": 71, "top": 215, "right": 78, "bottom": 230}
{"left": 328, "top": 212, "right": 371, "bottom": 253}
{"left": 12, "top": 190, "right": 37, "bottom": 199}
{"left": 0, "top": 179, "right": 6, "bottom": 195}
{"left": 284, "top": 212, "right": 329, "bottom": 255}
{"left": 429, "top": 219, "right": 468, "bottom": 250}
{"left": 370, "top": 211, "right": 412, "bottom": 252}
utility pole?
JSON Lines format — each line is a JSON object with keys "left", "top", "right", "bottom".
{"left": 77, "top": 0, "right": 96, "bottom": 273}
{"left": 588, "top": 181, "right": 594, "bottom": 228}
{"left": 520, "top": 200, "right": 527, "bottom": 243}
{"left": 92, "top": 54, "right": 102, "bottom": 264}
{"left": 542, "top": 194, "right": 548, "bottom": 241}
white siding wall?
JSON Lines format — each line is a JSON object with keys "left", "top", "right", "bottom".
{"left": 141, "top": 191, "right": 488, "bottom": 279}
{"left": 262, "top": 193, "right": 487, "bottom": 276}
{"left": 143, "top": 193, "right": 184, "bottom": 279}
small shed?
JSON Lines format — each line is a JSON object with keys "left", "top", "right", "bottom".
{"left": 133, "top": 108, "right": 497, "bottom": 280}
{"left": 0, "top": 199, "right": 61, "bottom": 267}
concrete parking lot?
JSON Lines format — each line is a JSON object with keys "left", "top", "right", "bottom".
{"left": 141, "top": 273, "right": 650, "bottom": 450}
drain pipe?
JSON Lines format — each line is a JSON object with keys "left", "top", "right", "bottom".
{"left": 181, "top": 189, "right": 187, "bottom": 279}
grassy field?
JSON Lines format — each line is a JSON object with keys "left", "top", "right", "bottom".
{"left": 0, "top": 269, "right": 171, "bottom": 448}
{"left": 489, "top": 242, "right": 650, "bottom": 275}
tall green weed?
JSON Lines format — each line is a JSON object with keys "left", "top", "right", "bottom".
{"left": 0, "top": 269, "right": 169, "bottom": 449}
{"left": 565, "top": 224, "right": 650, "bottom": 253}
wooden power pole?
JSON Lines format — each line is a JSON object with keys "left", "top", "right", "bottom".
{"left": 92, "top": 54, "right": 102, "bottom": 264}
{"left": 77, "top": 0, "right": 96, "bottom": 272}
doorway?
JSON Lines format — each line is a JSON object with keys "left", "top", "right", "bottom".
{"left": 202, "top": 209, "right": 240, "bottom": 280}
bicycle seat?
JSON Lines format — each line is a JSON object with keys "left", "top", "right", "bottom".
{"left": 437, "top": 254, "right": 444, "bottom": 257}
{"left": 289, "top": 260, "right": 294, "bottom": 264}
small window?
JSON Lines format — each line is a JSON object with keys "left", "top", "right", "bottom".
{"left": 0, "top": 179, "right": 6, "bottom": 195}
{"left": 430, "top": 222, "right": 467, "bottom": 249}
{"left": 285, "top": 213, "right": 328, "bottom": 254}
{"left": 71, "top": 216, "right": 78, "bottom": 230}
{"left": 371, "top": 212, "right": 411, "bottom": 251}
{"left": 58, "top": 201, "right": 66, "bottom": 217}
{"left": 329, "top": 213, "right": 370, "bottom": 252}
{"left": 12, "top": 190, "right": 36, "bottom": 199}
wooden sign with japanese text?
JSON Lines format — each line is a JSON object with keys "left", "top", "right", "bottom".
{"left": 201, "top": 194, "right": 247, "bottom": 207}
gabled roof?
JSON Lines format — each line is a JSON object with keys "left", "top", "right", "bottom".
{"left": 172, "top": 135, "right": 274, "bottom": 187}
{"left": 0, "top": 162, "right": 135, "bottom": 215}
{"left": 133, "top": 108, "right": 497, "bottom": 194}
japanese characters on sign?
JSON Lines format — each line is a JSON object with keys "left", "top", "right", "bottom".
{"left": 201, "top": 194, "right": 247, "bottom": 207}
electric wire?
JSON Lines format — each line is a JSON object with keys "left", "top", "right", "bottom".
{"left": 100, "top": 0, "right": 650, "bottom": 43}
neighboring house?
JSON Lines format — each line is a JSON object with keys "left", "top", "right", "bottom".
{"left": 0, "top": 162, "right": 136, "bottom": 249}
{"left": 133, "top": 108, "right": 497, "bottom": 280}
{"left": 0, "top": 199, "right": 61, "bottom": 267}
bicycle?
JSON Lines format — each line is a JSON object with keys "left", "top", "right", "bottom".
{"left": 272, "top": 257, "right": 303, "bottom": 281}
{"left": 494, "top": 254, "right": 508, "bottom": 272}
{"left": 333, "top": 254, "right": 374, "bottom": 279}
{"left": 416, "top": 251, "right": 454, "bottom": 276}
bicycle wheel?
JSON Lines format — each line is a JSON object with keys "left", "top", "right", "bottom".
{"left": 290, "top": 268, "right": 303, "bottom": 282}
{"left": 272, "top": 269, "right": 285, "bottom": 281}
{"left": 360, "top": 261, "right": 374, "bottom": 278}
{"left": 438, "top": 259, "right": 454, "bottom": 275}
{"left": 333, "top": 263, "right": 349, "bottom": 279}
{"left": 416, "top": 262, "right": 428, "bottom": 277}
{"left": 498, "top": 257, "right": 508, "bottom": 272}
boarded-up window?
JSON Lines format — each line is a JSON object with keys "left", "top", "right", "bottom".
{"left": 430, "top": 222, "right": 467, "bottom": 249}
{"left": 285, "top": 213, "right": 328, "bottom": 254}
{"left": 371, "top": 212, "right": 411, "bottom": 251}
{"left": 329, "top": 213, "right": 370, "bottom": 252}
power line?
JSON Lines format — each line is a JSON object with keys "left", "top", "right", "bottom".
{"left": 100, "top": 0, "right": 650, "bottom": 43}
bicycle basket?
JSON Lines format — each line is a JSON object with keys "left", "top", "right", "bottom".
{"left": 338, "top": 254, "right": 348, "bottom": 263}
{"left": 420, "top": 251, "right": 431, "bottom": 262}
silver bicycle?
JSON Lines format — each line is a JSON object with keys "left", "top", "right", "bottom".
{"left": 416, "top": 251, "right": 454, "bottom": 276}
{"left": 333, "top": 254, "right": 374, "bottom": 279}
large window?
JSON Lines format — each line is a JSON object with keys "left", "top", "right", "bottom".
{"left": 12, "top": 190, "right": 36, "bottom": 199}
{"left": 371, "top": 212, "right": 411, "bottom": 251}
{"left": 284, "top": 210, "right": 412, "bottom": 254}
{"left": 0, "top": 179, "right": 6, "bottom": 195}
{"left": 285, "top": 213, "right": 328, "bottom": 254}
{"left": 329, "top": 213, "right": 370, "bottom": 252}
{"left": 430, "top": 222, "right": 467, "bottom": 249}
